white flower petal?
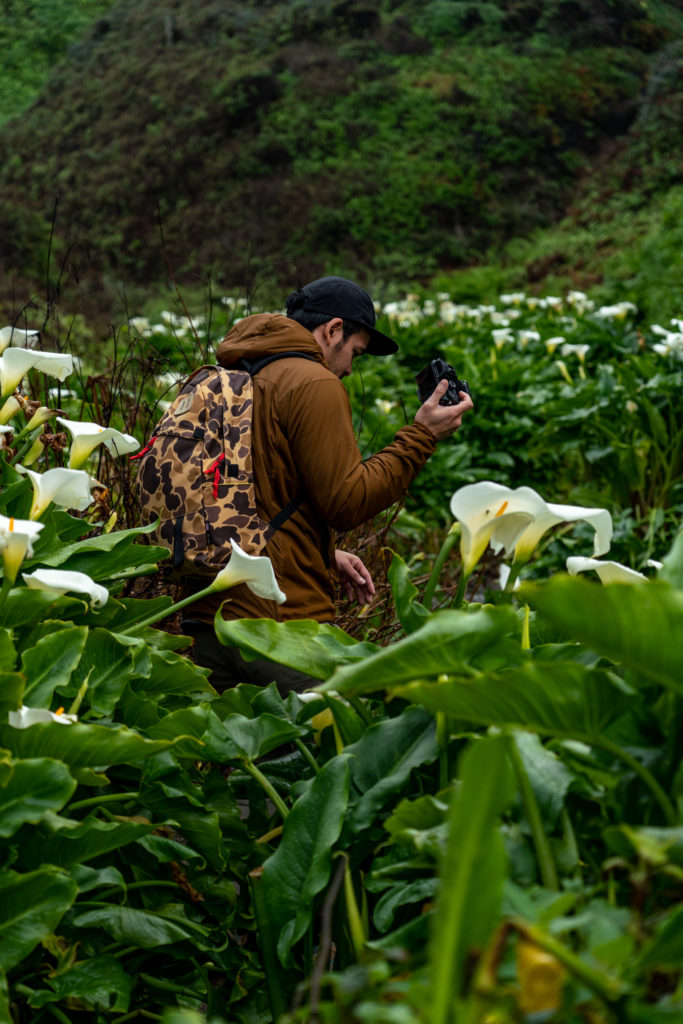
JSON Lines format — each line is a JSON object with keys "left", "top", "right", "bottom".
{"left": 16, "top": 465, "right": 95, "bottom": 519}
{"left": 0, "top": 349, "right": 73, "bottom": 397}
{"left": 210, "top": 539, "right": 286, "bottom": 604}
{"left": 0, "top": 326, "right": 40, "bottom": 354}
{"left": 23, "top": 568, "right": 109, "bottom": 607}
{"left": 566, "top": 556, "right": 648, "bottom": 584}
{"left": 56, "top": 417, "right": 140, "bottom": 468}
{"left": 8, "top": 705, "right": 77, "bottom": 728}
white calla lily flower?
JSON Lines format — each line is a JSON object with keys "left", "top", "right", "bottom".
{"left": 450, "top": 481, "right": 613, "bottom": 573}
{"left": 56, "top": 417, "right": 140, "bottom": 468}
{"left": 449, "top": 482, "right": 536, "bottom": 575}
{"left": 8, "top": 705, "right": 77, "bottom": 728}
{"left": 566, "top": 556, "right": 648, "bottom": 584}
{"left": 0, "top": 326, "right": 40, "bottom": 354}
{"left": 0, "top": 395, "right": 22, "bottom": 425}
{"left": 0, "top": 514, "right": 45, "bottom": 583}
{"left": 0, "top": 348, "right": 73, "bottom": 398}
{"left": 16, "top": 465, "right": 95, "bottom": 519}
{"left": 23, "top": 568, "right": 109, "bottom": 607}
{"left": 209, "top": 539, "right": 286, "bottom": 604}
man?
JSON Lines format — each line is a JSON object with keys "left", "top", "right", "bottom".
{"left": 182, "top": 275, "right": 473, "bottom": 691}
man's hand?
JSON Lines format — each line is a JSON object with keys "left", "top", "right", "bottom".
{"left": 414, "top": 379, "right": 474, "bottom": 441}
{"left": 335, "top": 549, "right": 376, "bottom": 606}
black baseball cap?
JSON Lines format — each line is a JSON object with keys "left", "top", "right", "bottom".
{"left": 285, "top": 276, "right": 398, "bottom": 355}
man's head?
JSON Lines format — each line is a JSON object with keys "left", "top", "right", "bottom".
{"left": 285, "top": 276, "right": 397, "bottom": 378}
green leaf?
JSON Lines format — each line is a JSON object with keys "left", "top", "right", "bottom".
{"left": 430, "top": 736, "right": 514, "bottom": 1021}
{"left": 70, "top": 864, "right": 126, "bottom": 894}
{"left": 388, "top": 551, "right": 431, "bottom": 634}
{"left": 72, "top": 906, "right": 195, "bottom": 947}
{"left": 396, "top": 662, "right": 630, "bottom": 745}
{"left": 261, "top": 754, "right": 351, "bottom": 966}
{"left": 70, "top": 629, "right": 149, "bottom": 715}
{"left": 520, "top": 576, "right": 683, "bottom": 694}
{"left": 0, "top": 629, "right": 15, "bottom": 671}
{"left": 512, "top": 731, "right": 574, "bottom": 827}
{"left": 344, "top": 706, "right": 439, "bottom": 835}
{"left": 22, "top": 816, "right": 155, "bottom": 869}
{"left": 320, "top": 606, "right": 520, "bottom": 696}
{"left": 635, "top": 905, "right": 683, "bottom": 970}
{"left": 201, "top": 710, "right": 306, "bottom": 763}
{"left": 135, "top": 648, "right": 214, "bottom": 696}
{"left": 0, "top": 867, "right": 78, "bottom": 970}
{"left": 0, "top": 672, "right": 24, "bottom": 718}
{"left": 0, "top": 721, "right": 171, "bottom": 767}
{"left": 22, "top": 625, "right": 88, "bottom": 707}
{"left": 658, "top": 529, "right": 683, "bottom": 591}
{"left": 0, "top": 589, "right": 85, "bottom": 628}
{"left": 215, "top": 615, "right": 378, "bottom": 680}
{"left": 28, "top": 954, "right": 131, "bottom": 1012}
{"left": 0, "top": 758, "right": 76, "bottom": 837}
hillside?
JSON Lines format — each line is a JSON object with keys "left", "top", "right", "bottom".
{"left": 0, "top": 0, "right": 682, "bottom": 324}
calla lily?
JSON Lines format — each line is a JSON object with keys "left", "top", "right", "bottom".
{"left": 0, "top": 348, "right": 73, "bottom": 398}
{"left": 0, "top": 395, "right": 22, "bottom": 425}
{"left": 209, "top": 539, "right": 286, "bottom": 603}
{"left": 0, "top": 326, "right": 40, "bottom": 354}
{"left": 21, "top": 436, "right": 45, "bottom": 467}
{"left": 8, "top": 705, "right": 77, "bottom": 728}
{"left": 450, "top": 482, "right": 613, "bottom": 573}
{"left": 566, "top": 556, "right": 648, "bottom": 584}
{"left": 22, "top": 406, "right": 57, "bottom": 433}
{"left": 56, "top": 417, "right": 140, "bottom": 468}
{"left": 0, "top": 514, "right": 44, "bottom": 584}
{"left": 449, "top": 482, "right": 536, "bottom": 575}
{"left": 16, "top": 465, "right": 95, "bottom": 519}
{"left": 23, "top": 568, "right": 109, "bottom": 607}
{"left": 545, "top": 336, "right": 565, "bottom": 354}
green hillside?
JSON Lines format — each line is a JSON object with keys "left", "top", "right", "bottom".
{"left": 0, "top": 0, "right": 682, "bottom": 324}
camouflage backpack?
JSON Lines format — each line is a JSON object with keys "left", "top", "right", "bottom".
{"left": 132, "top": 353, "right": 314, "bottom": 575}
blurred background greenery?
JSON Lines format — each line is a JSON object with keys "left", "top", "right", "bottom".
{"left": 0, "top": 0, "right": 682, "bottom": 328}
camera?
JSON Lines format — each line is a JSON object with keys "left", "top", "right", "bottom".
{"left": 416, "top": 357, "right": 471, "bottom": 407}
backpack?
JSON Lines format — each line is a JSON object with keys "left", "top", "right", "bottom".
{"left": 132, "top": 352, "right": 315, "bottom": 576}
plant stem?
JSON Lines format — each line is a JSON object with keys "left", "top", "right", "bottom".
{"left": 597, "top": 737, "right": 677, "bottom": 825}
{"left": 68, "top": 790, "right": 139, "bottom": 812}
{"left": 243, "top": 760, "right": 290, "bottom": 819}
{"left": 511, "top": 919, "right": 626, "bottom": 1001}
{"left": 295, "top": 738, "right": 320, "bottom": 774}
{"left": 423, "top": 529, "right": 459, "bottom": 610}
{"left": 505, "top": 733, "right": 558, "bottom": 890}
{"left": 119, "top": 585, "right": 216, "bottom": 634}
{"left": 437, "top": 711, "right": 450, "bottom": 789}
{"left": 249, "top": 866, "right": 288, "bottom": 1022}
{"left": 451, "top": 571, "right": 468, "bottom": 609}
{"left": 521, "top": 604, "right": 531, "bottom": 650}
{"left": 343, "top": 856, "right": 366, "bottom": 960}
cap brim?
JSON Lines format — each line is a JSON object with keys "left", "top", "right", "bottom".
{"left": 366, "top": 325, "right": 398, "bottom": 356}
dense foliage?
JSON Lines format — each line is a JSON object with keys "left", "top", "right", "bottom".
{"left": 1, "top": 289, "right": 683, "bottom": 1022}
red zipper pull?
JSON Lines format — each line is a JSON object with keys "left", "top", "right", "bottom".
{"left": 204, "top": 453, "right": 226, "bottom": 498}
{"left": 130, "top": 435, "right": 157, "bottom": 461}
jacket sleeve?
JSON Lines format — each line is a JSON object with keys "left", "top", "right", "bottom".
{"left": 284, "top": 378, "right": 437, "bottom": 531}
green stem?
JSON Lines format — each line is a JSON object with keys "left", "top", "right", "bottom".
{"left": 0, "top": 576, "right": 12, "bottom": 611}
{"left": 138, "top": 972, "right": 199, "bottom": 997}
{"left": 451, "top": 570, "right": 469, "bottom": 609}
{"left": 346, "top": 694, "right": 373, "bottom": 727}
{"left": 244, "top": 760, "right": 290, "bottom": 819}
{"left": 437, "top": 711, "right": 450, "bottom": 789}
{"left": 119, "top": 585, "right": 216, "bottom": 634}
{"left": 521, "top": 604, "right": 530, "bottom": 650}
{"left": 505, "top": 732, "right": 558, "bottom": 891}
{"left": 249, "top": 866, "right": 288, "bottom": 1022}
{"left": 423, "top": 529, "right": 459, "bottom": 610}
{"left": 343, "top": 856, "right": 366, "bottom": 960}
{"left": 295, "top": 738, "right": 320, "bottom": 774}
{"left": 68, "top": 790, "right": 139, "bottom": 812}
{"left": 45, "top": 1007, "right": 72, "bottom": 1024}
{"left": 597, "top": 737, "right": 677, "bottom": 826}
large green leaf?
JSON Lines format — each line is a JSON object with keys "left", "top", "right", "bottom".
{"left": 320, "top": 606, "right": 520, "bottom": 696}
{"left": 0, "top": 672, "right": 24, "bottom": 717}
{"left": 387, "top": 551, "right": 431, "bottom": 634}
{"left": 0, "top": 758, "right": 76, "bottom": 837}
{"left": 0, "top": 589, "right": 85, "bottom": 628}
{"left": 70, "top": 629, "right": 150, "bottom": 714}
{"left": 22, "top": 816, "right": 155, "bottom": 870}
{"left": 430, "top": 736, "right": 514, "bottom": 1022}
{"left": 635, "top": 905, "right": 683, "bottom": 970}
{"left": 72, "top": 906, "right": 196, "bottom": 947}
{"left": 343, "top": 706, "right": 439, "bottom": 836}
{"left": 22, "top": 626, "right": 88, "bottom": 707}
{"left": 261, "top": 754, "right": 351, "bottom": 966}
{"left": 0, "top": 721, "right": 170, "bottom": 767}
{"left": 0, "top": 629, "right": 15, "bottom": 671}
{"left": 31, "top": 521, "right": 168, "bottom": 579}
{"left": 214, "top": 615, "right": 379, "bottom": 680}
{"left": 0, "top": 867, "right": 78, "bottom": 970}
{"left": 396, "top": 662, "right": 630, "bottom": 745}
{"left": 135, "top": 648, "right": 214, "bottom": 696}
{"left": 521, "top": 576, "right": 683, "bottom": 694}
{"left": 27, "top": 954, "right": 131, "bottom": 1012}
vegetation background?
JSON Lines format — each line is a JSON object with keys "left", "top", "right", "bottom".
{"left": 0, "top": 0, "right": 682, "bottom": 330}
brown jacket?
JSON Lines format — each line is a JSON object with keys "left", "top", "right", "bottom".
{"left": 191, "top": 313, "right": 436, "bottom": 623}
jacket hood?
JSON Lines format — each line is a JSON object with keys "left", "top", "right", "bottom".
{"left": 216, "top": 313, "right": 326, "bottom": 368}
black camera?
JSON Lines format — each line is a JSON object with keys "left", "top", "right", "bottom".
{"left": 416, "top": 357, "right": 471, "bottom": 407}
